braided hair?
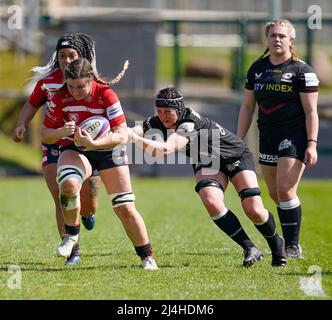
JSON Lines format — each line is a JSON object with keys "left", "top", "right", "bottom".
{"left": 155, "top": 86, "right": 186, "bottom": 121}
{"left": 256, "top": 19, "right": 300, "bottom": 62}
{"left": 32, "top": 33, "right": 97, "bottom": 81}
{"left": 47, "top": 58, "right": 128, "bottom": 93}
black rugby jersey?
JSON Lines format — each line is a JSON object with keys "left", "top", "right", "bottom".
{"left": 143, "top": 108, "right": 248, "bottom": 164}
{"left": 245, "top": 56, "right": 319, "bottom": 132}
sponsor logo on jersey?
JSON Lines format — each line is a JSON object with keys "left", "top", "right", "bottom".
{"left": 265, "top": 69, "right": 282, "bottom": 74}
{"left": 254, "top": 83, "right": 293, "bottom": 92}
{"left": 62, "top": 97, "right": 75, "bottom": 103}
{"left": 254, "top": 72, "right": 262, "bottom": 79}
{"left": 304, "top": 73, "right": 319, "bottom": 87}
{"left": 45, "top": 109, "right": 57, "bottom": 122}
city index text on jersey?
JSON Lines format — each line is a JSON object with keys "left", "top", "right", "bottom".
{"left": 254, "top": 83, "right": 293, "bottom": 92}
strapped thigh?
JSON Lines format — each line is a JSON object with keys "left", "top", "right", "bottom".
{"left": 238, "top": 187, "right": 261, "bottom": 201}
{"left": 110, "top": 192, "right": 135, "bottom": 208}
{"left": 195, "top": 178, "right": 224, "bottom": 194}
{"left": 56, "top": 165, "right": 86, "bottom": 185}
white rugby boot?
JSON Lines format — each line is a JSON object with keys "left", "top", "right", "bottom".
{"left": 141, "top": 256, "right": 159, "bottom": 270}
{"left": 57, "top": 234, "right": 79, "bottom": 258}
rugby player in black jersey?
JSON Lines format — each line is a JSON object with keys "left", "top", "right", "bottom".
{"left": 128, "top": 86, "right": 287, "bottom": 268}
{"left": 237, "top": 19, "right": 319, "bottom": 259}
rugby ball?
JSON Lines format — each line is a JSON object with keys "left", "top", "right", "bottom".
{"left": 75, "top": 115, "right": 110, "bottom": 149}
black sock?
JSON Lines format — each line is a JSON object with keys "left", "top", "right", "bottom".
{"left": 212, "top": 209, "right": 255, "bottom": 250}
{"left": 135, "top": 243, "right": 153, "bottom": 259}
{"left": 254, "top": 212, "right": 280, "bottom": 253}
{"left": 277, "top": 201, "right": 302, "bottom": 247}
{"left": 65, "top": 224, "right": 80, "bottom": 235}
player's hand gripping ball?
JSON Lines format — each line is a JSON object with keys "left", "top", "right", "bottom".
{"left": 75, "top": 116, "right": 110, "bottom": 150}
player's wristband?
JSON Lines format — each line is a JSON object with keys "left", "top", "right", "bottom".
{"left": 307, "top": 139, "right": 317, "bottom": 143}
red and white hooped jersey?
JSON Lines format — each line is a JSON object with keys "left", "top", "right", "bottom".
{"left": 29, "top": 69, "right": 64, "bottom": 109}
{"left": 43, "top": 81, "right": 126, "bottom": 147}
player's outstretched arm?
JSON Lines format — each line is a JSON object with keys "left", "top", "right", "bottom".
{"left": 128, "top": 126, "right": 188, "bottom": 157}
{"left": 12, "top": 102, "right": 38, "bottom": 142}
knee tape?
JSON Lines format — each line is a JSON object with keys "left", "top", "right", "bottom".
{"left": 238, "top": 187, "right": 261, "bottom": 201}
{"left": 57, "top": 165, "right": 85, "bottom": 185}
{"left": 195, "top": 179, "right": 224, "bottom": 194}
{"left": 60, "top": 193, "right": 80, "bottom": 211}
{"left": 279, "top": 197, "right": 300, "bottom": 210}
{"left": 110, "top": 192, "right": 135, "bottom": 208}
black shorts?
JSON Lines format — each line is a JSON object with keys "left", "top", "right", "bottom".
{"left": 259, "top": 129, "right": 307, "bottom": 166}
{"left": 42, "top": 144, "right": 60, "bottom": 167}
{"left": 60, "top": 145, "right": 128, "bottom": 173}
{"left": 192, "top": 150, "right": 256, "bottom": 179}
{"left": 42, "top": 144, "right": 99, "bottom": 176}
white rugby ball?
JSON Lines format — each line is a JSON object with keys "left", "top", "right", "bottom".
{"left": 76, "top": 115, "right": 110, "bottom": 149}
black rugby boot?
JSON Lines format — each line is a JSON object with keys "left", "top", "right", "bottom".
{"left": 243, "top": 247, "right": 264, "bottom": 268}
{"left": 271, "top": 236, "right": 287, "bottom": 268}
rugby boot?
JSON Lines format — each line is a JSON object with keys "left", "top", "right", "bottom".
{"left": 81, "top": 214, "right": 96, "bottom": 231}
{"left": 243, "top": 247, "right": 264, "bottom": 268}
{"left": 271, "top": 236, "right": 287, "bottom": 267}
{"left": 286, "top": 244, "right": 304, "bottom": 259}
{"left": 57, "top": 234, "right": 79, "bottom": 258}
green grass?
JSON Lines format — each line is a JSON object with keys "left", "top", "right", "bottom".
{"left": 0, "top": 177, "right": 331, "bottom": 300}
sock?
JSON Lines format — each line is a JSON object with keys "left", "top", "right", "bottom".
{"left": 135, "top": 243, "right": 153, "bottom": 259}
{"left": 71, "top": 243, "right": 80, "bottom": 255}
{"left": 277, "top": 197, "right": 301, "bottom": 247}
{"left": 254, "top": 211, "right": 280, "bottom": 253}
{"left": 65, "top": 224, "right": 80, "bottom": 236}
{"left": 212, "top": 208, "right": 255, "bottom": 250}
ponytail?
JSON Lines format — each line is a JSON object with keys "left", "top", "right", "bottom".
{"left": 95, "top": 60, "right": 129, "bottom": 86}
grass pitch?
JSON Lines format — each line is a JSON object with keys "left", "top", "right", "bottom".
{"left": 0, "top": 177, "right": 331, "bottom": 300}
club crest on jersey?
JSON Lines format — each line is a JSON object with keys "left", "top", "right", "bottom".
{"left": 46, "top": 100, "right": 56, "bottom": 111}
{"left": 281, "top": 73, "right": 293, "bottom": 83}
{"left": 68, "top": 113, "right": 79, "bottom": 123}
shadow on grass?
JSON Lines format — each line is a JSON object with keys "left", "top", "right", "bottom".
{"left": 82, "top": 251, "right": 117, "bottom": 258}
{"left": 182, "top": 251, "right": 232, "bottom": 257}
{"left": 0, "top": 263, "right": 139, "bottom": 272}
{"left": 279, "top": 271, "right": 332, "bottom": 276}
{"left": 0, "top": 261, "right": 213, "bottom": 271}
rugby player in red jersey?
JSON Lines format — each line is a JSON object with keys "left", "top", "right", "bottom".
{"left": 42, "top": 58, "right": 158, "bottom": 270}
